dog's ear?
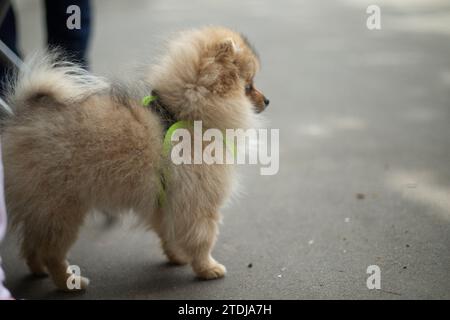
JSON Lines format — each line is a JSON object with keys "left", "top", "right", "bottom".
{"left": 215, "top": 38, "right": 238, "bottom": 61}
{"left": 196, "top": 38, "right": 240, "bottom": 97}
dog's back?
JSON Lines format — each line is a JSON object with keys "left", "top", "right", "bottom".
{"left": 1, "top": 52, "right": 164, "bottom": 259}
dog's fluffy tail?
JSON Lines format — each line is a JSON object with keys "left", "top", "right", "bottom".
{"left": 4, "top": 50, "right": 108, "bottom": 115}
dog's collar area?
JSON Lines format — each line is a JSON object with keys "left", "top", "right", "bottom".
{"left": 142, "top": 91, "right": 177, "bottom": 131}
{"left": 142, "top": 91, "right": 182, "bottom": 208}
{"left": 142, "top": 94, "right": 236, "bottom": 209}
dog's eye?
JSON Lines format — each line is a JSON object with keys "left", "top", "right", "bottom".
{"left": 245, "top": 84, "right": 253, "bottom": 93}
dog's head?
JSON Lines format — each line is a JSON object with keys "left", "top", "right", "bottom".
{"left": 148, "top": 27, "right": 268, "bottom": 129}
{"left": 199, "top": 33, "right": 269, "bottom": 114}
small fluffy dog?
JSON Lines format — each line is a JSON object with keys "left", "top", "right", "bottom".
{"left": 1, "top": 26, "right": 269, "bottom": 291}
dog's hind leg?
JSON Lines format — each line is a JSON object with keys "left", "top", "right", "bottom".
{"left": 24, "top": 250, "right": 48, "bottom": 277}
{"left": 29, "top": 203, "right": 89, "bottom": 291}
{"left": 26, "top": 255, "right": 47, "bottom": 276}
{"left": 20, "top": 221, "right": 48, "bottom": 276}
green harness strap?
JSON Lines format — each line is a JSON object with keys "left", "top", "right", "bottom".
{"left": 141, "top": 95, "right": 158, "bottom": 107}
{"left": 163, "top": 120, "right": 193, "bottom": 155}
{"left": 142, "top": 95, "right": 236, "bottom": 208}
{"left": 157, "top": 120, "right": 192, "bottom": 207}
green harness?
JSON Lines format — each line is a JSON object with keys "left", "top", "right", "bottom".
{"left": 142, "top": 95, "right": 236, "bottom": 208}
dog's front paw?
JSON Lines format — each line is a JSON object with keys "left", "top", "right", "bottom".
{"left": 194, "top": 262, "right": 226, "bottom": 280}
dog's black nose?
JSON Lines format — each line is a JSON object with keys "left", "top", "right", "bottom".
{"left": 264, "top": 98, "right": 270, "bottom": 107}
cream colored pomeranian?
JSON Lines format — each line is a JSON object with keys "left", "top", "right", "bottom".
{"left": 1, "top": 26, "right": 269, "bottom": 291}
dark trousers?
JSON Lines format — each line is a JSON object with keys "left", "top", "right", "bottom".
{"left": 0, "top": 0, "right": 91, "bottom": 94}
{"left": 44, "top": 0, "right": 92, "bottom": 67}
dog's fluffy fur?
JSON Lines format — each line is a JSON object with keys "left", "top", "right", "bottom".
{"left": 1, "top": 26, "right": 267, "bottom": 290}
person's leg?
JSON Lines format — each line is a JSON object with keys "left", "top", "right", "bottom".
{"left": 0, "top": 6, "right": 19, "bottom": 57}
{"left": 0, "top": 139, "right": 12, "bottom": 299}
{"left": 0, "top": 6, "right": 20, "bottom": 96}
{"left": 44, "top": 0, "right": 91, "bottom": 68}
{"left": 0, "top": 10, "right": 18, "bottom": 296}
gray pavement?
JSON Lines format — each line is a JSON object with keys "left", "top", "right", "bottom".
{"left": 1, "top": 0, "right": 450, "bottom": 299}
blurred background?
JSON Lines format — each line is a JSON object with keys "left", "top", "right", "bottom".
{"left": 1, "top": 0, "right": 449, "bottom": 299}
